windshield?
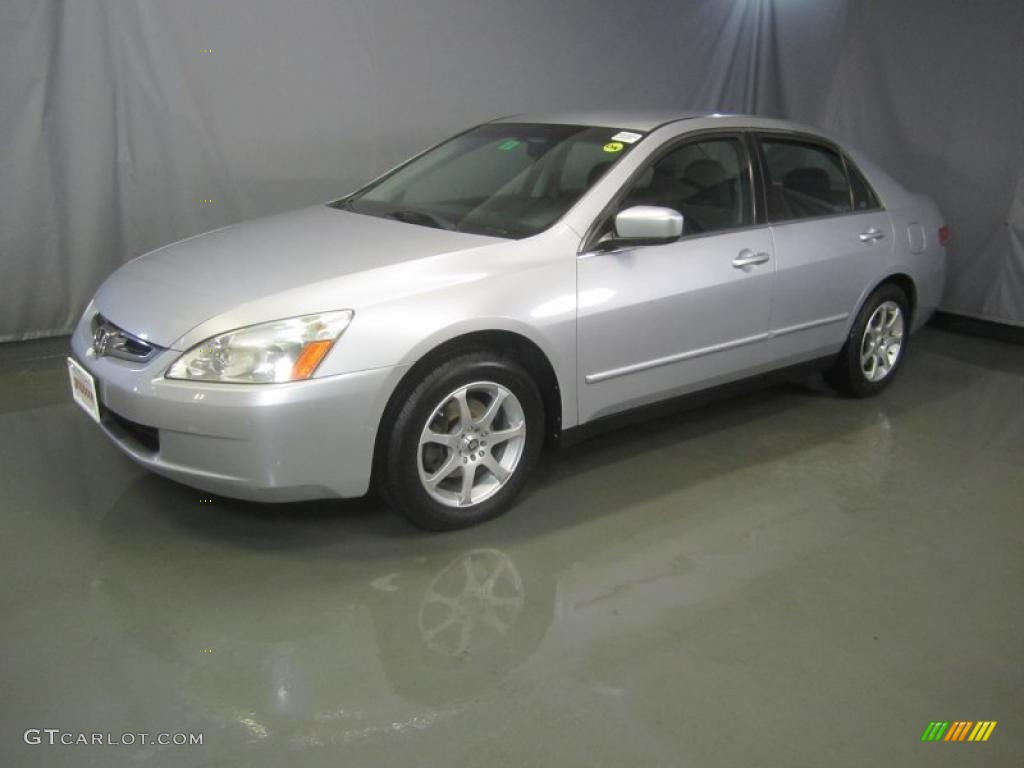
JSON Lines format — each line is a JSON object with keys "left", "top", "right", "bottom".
{"left": 335, "top": 123, "right": 645, "bottom": 239}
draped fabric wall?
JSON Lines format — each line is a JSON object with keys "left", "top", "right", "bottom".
{"left": 1, "top": 0, "right": 1021, "bottom": 341}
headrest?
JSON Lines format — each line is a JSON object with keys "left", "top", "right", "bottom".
{"left": 783, "top": 167, "right": 830, "bottom": 198}
{"left": 684, "top": 159, "right": 727, "bottom": 188}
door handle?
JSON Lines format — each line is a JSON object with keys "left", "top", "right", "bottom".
{"left": 732, "top": 249, "right": 770, "bottom": 268}
{"left": 859, "top": 227, "right": 886, "bottom": 243}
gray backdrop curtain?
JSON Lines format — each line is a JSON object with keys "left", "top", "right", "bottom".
{"left": 2, "top": 0, "right": 1022, "bottom": 341}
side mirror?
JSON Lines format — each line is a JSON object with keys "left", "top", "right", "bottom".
{"left": 609, "top": 205, "right": 683, "bottom": 246}
{"left": 594, "top": 206, "right": 683, "bottom": 250}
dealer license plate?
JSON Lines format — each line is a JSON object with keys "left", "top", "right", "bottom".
{"left": 67, "top": 357, "right": 101, "bottom": 423}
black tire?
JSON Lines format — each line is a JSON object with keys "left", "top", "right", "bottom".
{"left": 828, "top": 283, "right": 911, "bottom": 398}
{"left": 379, "top": 351, "right": 545, "bottom": 531}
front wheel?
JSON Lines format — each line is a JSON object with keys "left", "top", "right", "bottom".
{"left": 379, "top": 352, "right": 545, "bottom": 531}
{"left": 828, "top": 283, "right": 910, "bottom": 397}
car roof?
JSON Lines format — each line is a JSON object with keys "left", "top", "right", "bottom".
{"left": 489, "top": 110, "right": 707, "bottom": 132}
{"left": 488, "top": 110, "right": 825, "bottom": 137}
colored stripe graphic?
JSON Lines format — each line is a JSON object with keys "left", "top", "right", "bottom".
{"left": 969, "top": 722, "right": 997, "bottom": 742}
{"left": 945, "top": 721, "right": 972, "bottom": 741}
{"left": 922, "top": 720, "right": 996, "bottom": 742}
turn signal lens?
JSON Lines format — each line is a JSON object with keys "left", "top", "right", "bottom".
{"left": 291, "top": 340, "right": 334, "bottom": 380}
{"left": 938, "top": 225, "right": 951, "bottom": 245}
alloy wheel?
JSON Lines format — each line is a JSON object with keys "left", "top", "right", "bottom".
{"left": 417, "top": 382, "right": 527, "bottom": 507}
{"left": 860, "top": 300, "right": 904, "bottom": 382}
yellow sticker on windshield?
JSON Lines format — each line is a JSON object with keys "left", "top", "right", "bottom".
{"left": 603, "top": 141, "right": 624, "bottom": 153}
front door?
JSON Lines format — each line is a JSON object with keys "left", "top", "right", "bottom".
{"left": 577, "top": 134, "right": 775, "bottom": 423}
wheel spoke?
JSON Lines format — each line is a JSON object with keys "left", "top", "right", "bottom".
{"left": 875, "top": 352, "right": 889, "bottom": 377}
{"left": 876, "top": 308, "right": 890, "bottom": 330}
{"left": 420, "top": 429, "right": 458, "bottom": 449}
{"left": 861, "top": 336, "right": 875, "bottom": 364}
{"left": 425, "top": 453, "right": 460, "bottom": 487}
{"left": 476, "top": 389, "right": 508, "bottom": 429}
{"left": 459, "top": 464, "right": 476, "bottom": 505}
{"left": 453, "top": 389, "right": 473, "bottom": 430}
{"left": 488, "top": 422, "right": 525, "bottom": 445}
{"left": 863, "top": 355, "right": 877, "bottom": 379}
{"left": 482, "top": 454, "right": 510, "bottom": 483}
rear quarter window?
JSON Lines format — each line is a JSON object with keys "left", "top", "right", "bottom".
{"left": 847, "top": 159, "right": 883, "bottom": 211}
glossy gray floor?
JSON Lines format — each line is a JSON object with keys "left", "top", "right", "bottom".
{"left": 1, "top": 327, "right": 1021, "bottom": 767}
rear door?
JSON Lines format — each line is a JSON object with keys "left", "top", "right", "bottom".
{"left": 754, "top": 134, "right": 893, "bottom": 361}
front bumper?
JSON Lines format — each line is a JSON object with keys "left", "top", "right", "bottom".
{"left": 71, "top": 318, "right": 405, "bottom": 501}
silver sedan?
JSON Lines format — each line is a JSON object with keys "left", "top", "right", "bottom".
{"left": 68, "top": 112, "right": 947, "bottom": 529}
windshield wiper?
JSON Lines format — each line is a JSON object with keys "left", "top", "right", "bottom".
{"left": 389, "top": 209, "right": 456, "bottom": 231}
{"left": 466, "top": 223, "right": 516, "bottom": 238}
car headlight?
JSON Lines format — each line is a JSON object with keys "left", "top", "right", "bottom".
{"left": 166, "top": 311, "right": 354, "bottom": 384}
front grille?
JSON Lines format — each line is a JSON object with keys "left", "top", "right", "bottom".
{"left": 103, "top": 407, "right": 161, "bottom": 453}
{"left": 91, "top": 313, "right": 160, "bottom": 362}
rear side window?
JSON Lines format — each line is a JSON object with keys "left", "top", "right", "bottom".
{"left": 760, "top": 138, "right": 852, "bottom": 221}
{"left": 847, "top": 159, "right": 882, "bottom": 211}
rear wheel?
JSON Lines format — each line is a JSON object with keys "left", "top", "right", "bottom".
{"left": 829, "top": 283, "right": 910, "bottom": 397}
{"left": 379, "top": 352, "right": 544, "bottom": 531}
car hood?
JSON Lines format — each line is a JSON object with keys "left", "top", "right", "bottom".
{"left": 94, "top": 205, "right": 501, "bottom": 348}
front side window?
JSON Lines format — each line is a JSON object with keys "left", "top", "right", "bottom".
{"left": 759, "top": 137, "right": 853, "bottom": 221}
{"left": 338, "top": 123, "right": 644, "bottom": 239}
{"left": 613, "top": 136, "right": 752, "bottom": 236}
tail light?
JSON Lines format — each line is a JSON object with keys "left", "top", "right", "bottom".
{"left": 938, "top": 225, "right": 951, "bottom": 246}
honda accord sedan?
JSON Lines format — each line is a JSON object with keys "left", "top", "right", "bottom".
{"left": 68, "top": 112, "right": 947, "bottom": 529}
